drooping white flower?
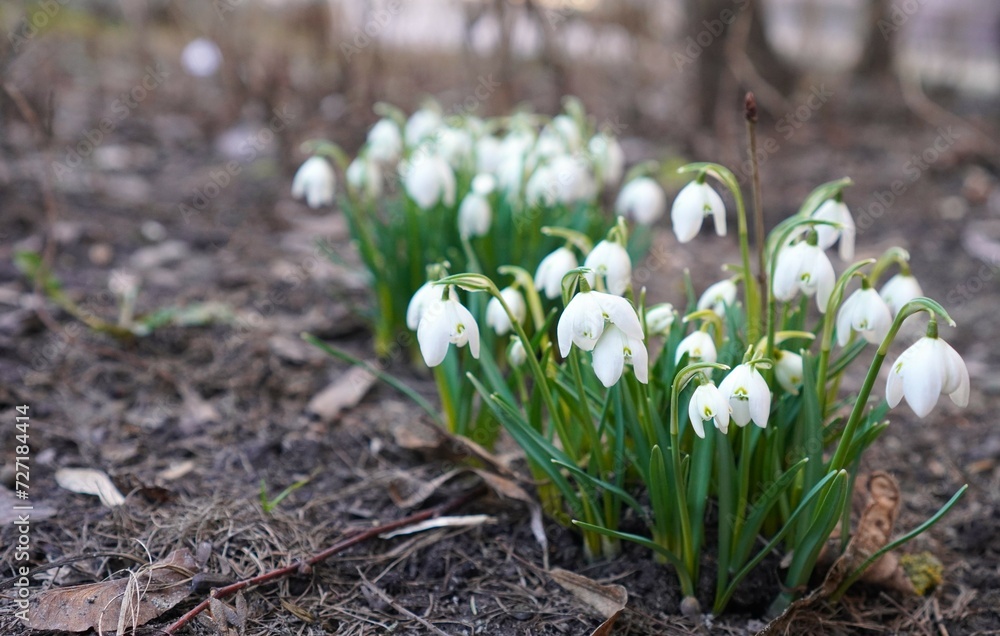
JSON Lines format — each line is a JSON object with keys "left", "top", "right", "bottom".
{"left": 403, "top": 154, "right": 456, "bottom": 210}
{"left": 508, "top": 339, "right": 527, "bottom": 366}
{"left": 525, "top": 163, "right": 557, "bottom": 207}
{"left": 550, "top": 154, "right": 595, "bottom": 204}
{"left": 367, "top": 118, "right": 403, "bottom": 164}
{"left": 557, "top": 290, "right": 643, "bottom": 357}
{"left": 346, "top": 156, "right": 383, "bottom": 200}
{"left": 404, "top": 108, "right": 442, "bottom": 148}
{"left": 535, "top": 247, "right": 579, "bottom": 299}
{"left": 583, "top": 240, "right": 632, "bottom": 296}
{"left": 887, "top": 336, "right": 969, "bottom": 417}
{"left": 292, "top": 156, "right": 335, "bottom": 209}
{"left": 772, "top": 240, "right": 836, "bottom": 313}
{"left": 486, "top": 287, "right": 526, "bottom": 336}
{"left": 689, "top": 382, "right": 731, "bottom": 438}
{"left": 438, "top": 127, "right": 474, "bottom": 169}
{"left": 458, "top": 192, "right": 492, "bottom": 239}
{"left": 836, "top": 286, "right": 892, "bottom": 346}
{"left": 645, "top": 303, "right": 676, "bottom": 336}
{"left": 811, "top": 198, "right": 856, "bottom": 261}
{"left": 774, "top": 350, "right": 804, "bottom": 395}
{"left": 592, "top": 324, "right": 649, "bottom": 387}
{"left": 675, "top": 330, "right": 717, "bottom": 365}
{"left": 407, "top": 281, "right": 446, "bottom": 331}
{"left": 879, "top": 273, "right": 923, "bottom": 317}
{"left": 671, "top": 180, "right": 727, "bottom": 243}
{"left": 475, "top": 135, "right": 503, "bottom": 174}
{"left": 616, "top": 177, "right": 666, "bottom": 225}
{"left": 718, "top": 363, "right": 771, "bottom": 428}
{"left": 416, "top": 291, "right": 481, "bottom": 367}
{"left": 496, "top": 153, "right": 527, "bottom": 198}
{"left": 551, "top": 114, "right": 583, "bottom": 152}
{"left": 697, "top": 279, "right": 739, "bottom": 316}
{"left": 588, "top": 134, "right": 625, "bottom": 186}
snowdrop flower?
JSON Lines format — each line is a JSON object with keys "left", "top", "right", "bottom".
{"left": 689, "top": 382, "right": 731, "bottom": 438}
{"left": 811, "top": 198, "right": 856, "bottom": 261}
{"left": 475, "top": 135, "right": 503, "bottom": 174}
{"left": 718, "top": 363, "right": 771, "bottom": 428}
{"left": 508, "top": 339, "right": 527, "bottom": 366}
{"left": 675, "top": 330, "right": 717, "bottom": 365}
{"left": 292, "top": 156, "right": 335, "bottom": 209}
{"left": 549, "top": 154, "right": 595, "bottom": 204}
{"left": 438, "top": 127, "right": 474, "bottom": 169}
{"left": 550, "top": 114, "right": 583, "bottom": 152}
{"left": 583, "top": 240, "right": 632, "bottom": 296}
{"left": 671, "top": 180, "right": 727, "bottom": 243}
{"left": 496, "top": 153, "right": 526, "bottom": 198}
{"left": 697, "top": 279, "right": 738, "bottom": 316}
{"left": 346, "top": 156, "right": 383, "bottom": 200}
{"left": 879, "top": 273, "right": 923, "bottom": 317}
{"left": 416, "top": 291, "right": 481, "bottom": 367}
{"left": 886, "top": 335, "right": 969, "bottom": 417}
{"left": 557, "top": 290, "right": 643, "bottom": 357}
{"left": 592, "top": 324, "right": 649, "bottom": 387}
{"left": 367, "top": 119, "right": 403, "bottom": 164}
{"left": 534, "top": 247, "right": 578, "bottom": 299}
{"left": 772, "top": 240, "right": 836, "bottom": 313}
{"left": 588, "top": 134, "right": 625, "bottom": 186}
{"left": 645, "top": 303, "right": 676, "bottom": 336}
{"left": 525, "top": 163, "right": 557, "bottom": 207}
{"left": 404, "top": 108, "right": 442, "bottom": 148}
{"left": 486, "top": 287, "right": 526, "bottom": 336}
{"left": 458, "top": 192, "right": 492, "bottom": 239}
{"left": 616, "top": 178, "right": 666, "bottom": 225}
{"left": 836, "top": 286, "right": 892, "bottom": 346}
{"left": 774, "top": 350, "right": 804, "bottom": 395}
{"left": 181, "top": 38, "right": 222, "bottom": 77}
{"left": 406, "top": 281, "right": 445, "bottom": 331}
{"left": 403, "top": 154, "right": 456, "bottom": 210}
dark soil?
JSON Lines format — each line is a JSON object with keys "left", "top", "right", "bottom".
{"left": 2, "top": 7, "right": 1000, "bottom": 636}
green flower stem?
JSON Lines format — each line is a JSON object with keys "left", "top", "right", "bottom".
{"left": 499, "top": 265, "right": 546, "bottom": 331}
{"left": 731, "top": 425, "right": 756, "bottom": 547}
{"left": 815, "top": 261, "right": 875, "bottom": 415}
{"left": 869, "top": 246, "right": 912, "bottom": 285}
{"left": 432, "top": 363, "right": 459, "bottom": 434}
{"left": 828, "top": 297, "right": 954, "bottom": 473}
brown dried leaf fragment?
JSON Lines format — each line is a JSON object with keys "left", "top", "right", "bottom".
{"left": 28, "top": 548, "right": 198, "bottom": 632}
{"left": 549, "top": 568, "right": 628, "bottom": 636}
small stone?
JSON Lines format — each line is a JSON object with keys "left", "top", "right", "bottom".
{"left": 89, "top": 243, "right": 114, "bottom": 266}
{"left": 141, "top": 220, "right": 167, "bottom": 242}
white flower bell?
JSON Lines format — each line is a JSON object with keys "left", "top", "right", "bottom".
{"left": 588, "top": 134, "right": 625, "bottom": 186}
{"left": 583, "top": 240, "right": 632, "bottom": 296}
{"left": 557, "top": 290, "right": 643, "bottom": 357}
{"left": 671, "top": 180, "right": 727, "bottom": 243}
{"left": 534, "top": 247, "right": 579, "bottom": 299}
{"left": 689, "top": 382, "right": 731, "bottom": 438}
{"left": 675, "top": 330, "right": 717, "bottom": 365}
{"left": 407, "top": 280, "right": 445, "bottom": 331}
{"left": 346, "top": 156, "right": 383, "bottom": 200}
{"left": 367, "top": 118, "right": 403, "bottom": 165}
{"left": 879, "top": 273, "right": 923, "bottom": 317}
{"left": 718, "top": 363, "right": 771, "bottom": 428}
{"left": 508, "top": 339, "right": 528, "bottom": 366}
{"left": 404, "top": 108, "right": 442, "bottom": 148}
{"left": 616, "top": 177, "right": 666, "bottom": 225}
{"left": 772, "top": 239, "right": 836, "bottom": 313}
{"left": 697, "top": 279, "right": 738, "bottom": 316}
{"left": 592, "top": 324, "right": 649, "bottom": 387}
{"left": 774, "top": 350, "right": 804, "bottom": 395}
{"left": 458, "top": 192, "right": 492, "bottom": 239}
{"left": 486, "top": 287, "right": 526, "bottom": 336}
{"left": 416, "top": 289, "right": 481, "bottom": 367}
{"left": 292, "top": 156, "right": 335, "bottom": 209}
{"left": 403, "top": 154, "right": 456, "bottom": 210}
{"left": 886, "top": 334, "right": 969, "bottom": 418}
{"left": 811, "top": 198, "right": 856, "bottom": 261}
{"left": 836, "top": 286, "right": 892, "bottom": 346}
{"left": 645, "top": 303, "right": 676, "bottom": 336}
{"left": 475, "top": 135, "right": 503, "bottom": 174}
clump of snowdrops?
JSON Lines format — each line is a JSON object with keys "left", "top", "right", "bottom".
{"left": 404, "top": 161, "right": 969, "bottom": 613}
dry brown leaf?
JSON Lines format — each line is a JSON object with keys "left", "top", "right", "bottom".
{"left": 390, "top": 417, "right": 520, "bottom": 476}
{"left": 549, "top": 568, "right": 628, "bottom": 636}
{"left": 55, "top": 468, "right": 126, "bottom": 507}
{"left": 307, "top": 366, "right": 376, "bottom": 423}
{"left": 387, "top": 468, "right": 464, "bottom": 508}
{"left": 28, "top": 549, "right": 197, "bottom": 632}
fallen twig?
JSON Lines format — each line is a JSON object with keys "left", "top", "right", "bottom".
{"left": 161, "top": 485, "right": 487, "bottom": 633}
